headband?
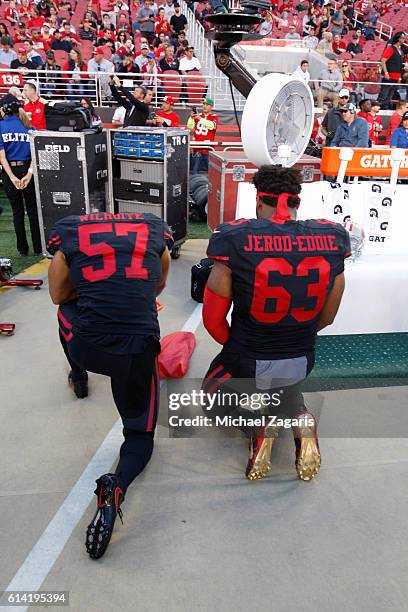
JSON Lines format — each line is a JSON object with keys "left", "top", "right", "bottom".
{"left": 256, "top": 191, "right": 294, "bottom": 223}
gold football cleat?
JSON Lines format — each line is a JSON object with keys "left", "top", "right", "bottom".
{"left": 245, "top": 427, "right": 278, "bottom": 481}
{"left": 292, "top": 412, "right": 321, "bottom": 481}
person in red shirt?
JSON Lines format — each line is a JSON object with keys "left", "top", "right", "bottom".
{"left": 379, "top": 32, "right": 405, "bottom": 108}
{"left": 14, "top": 22, "right": 32, "bottom": 44}
{"left": 385, "top": 99, "right": 408, "bottom": 143}
{"left": 61, "top": 23, "right": 80, "bottom": 43}
{"left": 155, "top": 7, "right": 171, "bottom": 36}
{"left": 18, "top": 0, "right": 32, "bottom": 22}
{"left": 30, "top": 28, "right": 48, "bottom": 52}
{"left": 187, "top": 97, "right": 218, "bottom": 174}
{"left": 40, "top": 23, "right": 54, "bottom": 49}
{"left": 357, "top": 98, "right": 375, "bottom": 140}
{"left": 4, "top": 0, "right": 19, "bottom": 27}
{"left": 281, "top": 0, "right": 295, "bottom": 12}
{"left": 153, "top": 95, "right": 180, "bottom": 127}
{"left": 369, "top": 100, "right": 383, "bottom": 145}
{"left": 332, "top": 34, "right": 347, "bottom": 55}
{"left": 23, "top": 81, "right": 47, "bottom": 130}
{"left": 27, "top": 6, "right": 46, "bottom": 30}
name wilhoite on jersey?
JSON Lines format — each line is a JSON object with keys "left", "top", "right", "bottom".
{"left": 168, "top": 414, "right": 316, "bottom": 428}
{"left": 242, "top": 234, "right": 340, "bottom": 253}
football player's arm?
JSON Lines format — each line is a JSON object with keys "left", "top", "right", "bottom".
{"left": 316, "top": 272, "right": 345, "bottom": 331}
{"left": 48, "top": 250, "right": 77, "bottom": 305}
{"left": 203, "top": 261, "right": 232, "bottom": 345}
{"left": 157, "top": 248, "right": 170, "bottom": 295}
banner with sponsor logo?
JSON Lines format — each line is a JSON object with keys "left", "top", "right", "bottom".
{"left": 321, "top": 147, "right": 408, "bottom": 177}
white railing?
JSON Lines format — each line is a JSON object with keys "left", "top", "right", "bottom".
{"left": 1, "top": 67, "right": 405, "bottom": 112}
{"left": 332, "top": 0, "right": 393, "bottom": 39}
{"left": 0, "top": 67, "right": 249, "bottom": 111}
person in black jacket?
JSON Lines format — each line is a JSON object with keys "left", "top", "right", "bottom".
{"left": 40, "top": 49, "right": 62, "bottom": 97}
{"left": 109, "top": 75, "right": 149, "bottom": 127}
{"left": 10, "top": 48, "right": 36, "bottom": 77}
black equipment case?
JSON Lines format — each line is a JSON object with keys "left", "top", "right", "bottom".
{"left": 30, "top": 130, "right": 108, "bottom": 253}
{"left": 45, "top": 101, "right": 92, "bottom": 131}
{"left": 108, "top": 127, "right": 189, "bottom": 259}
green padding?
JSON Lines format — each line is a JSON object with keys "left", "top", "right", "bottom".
{"left": 301, "top": 333, "right": 408, "bottom": 391}
{"left": 311, "top": 333, "right": 408, "bottom": 379}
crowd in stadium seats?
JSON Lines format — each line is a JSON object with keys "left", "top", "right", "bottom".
{"left": 0, "top": 0, "right": 207, "bottom": 102}
{"left": 251, "top": 0, "right": 408, "bottom": 109}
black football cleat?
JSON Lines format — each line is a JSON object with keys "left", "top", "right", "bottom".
{"left": 85, "top": 473, "right": 124, "bottom": 560}
{"left": 68, "top": 371, "right": 88, "bottom": 399}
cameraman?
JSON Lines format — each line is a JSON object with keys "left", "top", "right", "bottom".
{"left": 321, "top": 88, "right": 350, "bottom": 146}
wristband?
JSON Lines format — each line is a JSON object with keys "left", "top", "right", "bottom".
{"left": 28, "top": 167, "right": 33, "bottom": 174}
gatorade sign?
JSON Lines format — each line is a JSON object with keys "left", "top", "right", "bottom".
{"left": 321, "top": 147, "right": 408, "bottom": 177}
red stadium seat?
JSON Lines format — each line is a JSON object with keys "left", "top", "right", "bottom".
{"left": 53, "top": 49, "right": 69, "bottom": 69}
{"left": 133, "top": 32, "right": 141, "bottom": 54}
{"left": 160, "top": 70, "right": 182, "bottom": 102}
{"left": 80, "top": 40, "right": 95, "bottom": 62}
{"left": 184, "top": 71, "right": 206, "bottom": 105}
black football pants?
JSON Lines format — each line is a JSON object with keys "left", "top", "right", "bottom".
{"left": 2, "top": 163, "right": 42, "bottom": 255}
{"left": 202, "top": 347, "right": 315, "bottom": 428}
{"left": 58, "top": 302, "right": 160, "bottom": 494}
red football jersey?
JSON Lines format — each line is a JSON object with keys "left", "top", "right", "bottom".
{"left": 24, "top": 98, "right": 46, "bottom": 131}
{"left": 191, "top": 112, "right": 218, "bottom": 142}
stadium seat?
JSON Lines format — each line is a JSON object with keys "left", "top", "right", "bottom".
{"left": 80, "top": 40, "right": 95, "bottom": 61}
{"left": 160, "top": 70, "right": 182, "bottom": 102}
{"left": 53, "top": 49, "right": 69, "bottom": 69}
{"left": 184, "top": 71, "right": 207, "bottom": 105}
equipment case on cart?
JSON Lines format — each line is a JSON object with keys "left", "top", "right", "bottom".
{"left": 207, "top": 150, "right": 322, "bottom": 230}
{"left": 30, "top": 130, "right": 108, "bottom": 253}
{"left": 108, "top": 127, "right": 189, "bottom": 259}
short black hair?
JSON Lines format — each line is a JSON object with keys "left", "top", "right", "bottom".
{"left": 300, "top": 59, "right": 309, "bottom": 66}
{"left": 252, "top": 165, "right": 302, "bottom": 208}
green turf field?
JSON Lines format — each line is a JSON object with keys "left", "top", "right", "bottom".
{"left": 0, "top": 189, "right": 210, "bottom": 275}
{"left": 0, "top": 191, "right": 43, "bottom": 274}
{"left": 188, "top": 220, "right": 211, "bottom": 240}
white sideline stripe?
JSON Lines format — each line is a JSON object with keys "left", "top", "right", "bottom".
{"left": 3, "top": 302, "right": 203, "bottom": 612}
{"left": 182, "top": 303, "right": 203, "bottom": 333}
